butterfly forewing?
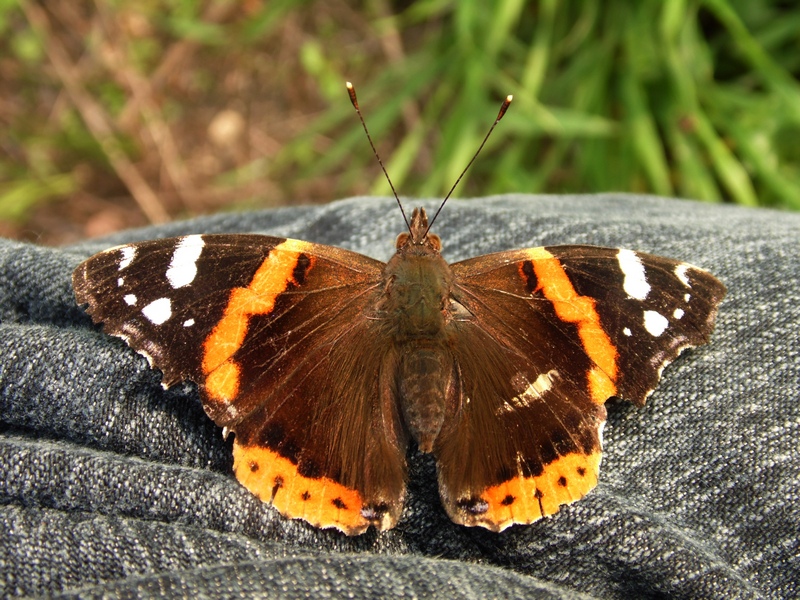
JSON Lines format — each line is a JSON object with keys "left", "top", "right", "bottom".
{"left": 73, "top": 234, "right": 286, "bottom": 386}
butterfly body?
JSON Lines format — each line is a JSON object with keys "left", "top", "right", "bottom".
{"left": 379, "top": 210, "right": 456, "bottom": 453}
{"left": 73, "top": 206, "right": 726, "bottom": 535}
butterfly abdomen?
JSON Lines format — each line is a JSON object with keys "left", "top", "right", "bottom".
{"left": 396, "top": 346, "right": 454, "bottom": 452}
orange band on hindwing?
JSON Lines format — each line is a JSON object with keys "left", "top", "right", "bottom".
{"left": 202, "top": 239, "right": 314, "bottom": 403}
{"left": 477, "top": 450, "right": 602, "bottom": 531}
{"left": 233, "top": 441, "right": 370, "bottom": 535}
{"left": 524, "top": 248, "right": 618, "bottom": 403}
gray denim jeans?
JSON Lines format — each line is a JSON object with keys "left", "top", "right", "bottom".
{"left": 1, "top": 194, "right": 797, "bottom": 599}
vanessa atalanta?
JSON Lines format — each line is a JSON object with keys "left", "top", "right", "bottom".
{"left": 73, "top": 89, "right": 726, "bottom": 535}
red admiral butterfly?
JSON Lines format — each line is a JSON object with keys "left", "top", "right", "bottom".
{"left": 73, "top": 86, "right": 726, "bottom": 534}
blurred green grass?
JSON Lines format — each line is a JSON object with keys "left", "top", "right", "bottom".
{"left": 1, "top": 1, "right": 798, "bottom": 241}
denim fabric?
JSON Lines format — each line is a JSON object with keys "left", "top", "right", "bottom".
{"left": 1, "top": 194, "right": 797, "bottom": 599}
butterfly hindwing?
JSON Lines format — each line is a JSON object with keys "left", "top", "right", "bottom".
{"left": 74, "top": 234, "right": 408, "bottom": 534}
{"left": 435, "top": 245, "right": 725, "bottom": 530}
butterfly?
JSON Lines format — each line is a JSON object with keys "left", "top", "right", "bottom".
{"left": 72, "top": 86, "right": 726, "bottom": 534}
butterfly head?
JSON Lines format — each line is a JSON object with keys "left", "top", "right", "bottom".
{"left": 395, "top": 207, "right": 442, "bottom": 254}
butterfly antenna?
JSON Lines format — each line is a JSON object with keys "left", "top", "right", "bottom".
{"left": 347, "top": 82, "right": 411, "bottom": 233}
{"left": 425, "top": 95, "right": 513, "bottom": 236}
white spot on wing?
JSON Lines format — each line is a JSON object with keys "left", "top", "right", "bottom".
{"left": 643, "top": 310, "right": 669, "bottom": 337}
{"left": 124, "top": 294, "right": 137, "bottom": 306}
{"left": 183, "top": 318, "right": 195, "bottom": 327}
{"left": 673, "top": 308, "right": 685, "bottom": 319}
{"left": 166, "top": 235, "right": 205, "bottom": 289}
{"left": 117, "top": 277, "right": 124, "bottom": 287}
{"left": 675, "top": 264, "right": 691, "bottom": 287}
{"left": 527, "top": 370, "right": 557, "bottom": 398}
{"left": 617, "top": 249, "right": 650, "bottom": 300}
{"left": 497, "top": 370, "right": 559, "bottom": 414}
{"left": 623, "top": 327, "right": 632, "bottom": 336}
{"left": 118, "top": 246, "right": 136, "bottom": 270}
{"left": 684, "top": 293, "right": 691, "bottom": 302}
{"left": 142, "top": 297, "right": 172, "bottom": 325}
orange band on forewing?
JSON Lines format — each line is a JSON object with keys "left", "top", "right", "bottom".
{"left": 202, "top": 240, "right": 313, "bottom": 402}
{"left": 233, "top": 441, "right": 369, "bottom": 535}
{"left": 526, "top": 248, "right": 618, "bottom": 403}
{"left": 588, "top": 366, "right": 616, "bottom": 405}
{"left": 206, "top": 361, "right": 240, "bottom": 403}
{"left": 480, "top": 450, "right": 601, "bottom": 531}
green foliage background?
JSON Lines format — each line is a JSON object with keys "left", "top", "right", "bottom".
{"left": 2, "top": 1, "right": 799, "bottom": 239}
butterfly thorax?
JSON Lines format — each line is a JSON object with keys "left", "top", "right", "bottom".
{"left": 383, "top": 253, "right": 451, "bottom": 338}
{"left": 383, "top": 208, "right": 452, "bottom": 338}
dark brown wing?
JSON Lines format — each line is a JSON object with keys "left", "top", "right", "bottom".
{"left": 73, "top": 234, "right": 407, "bottom": 535}
{"left": 435, "top": 245, "right": 726, "bottom": 531}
